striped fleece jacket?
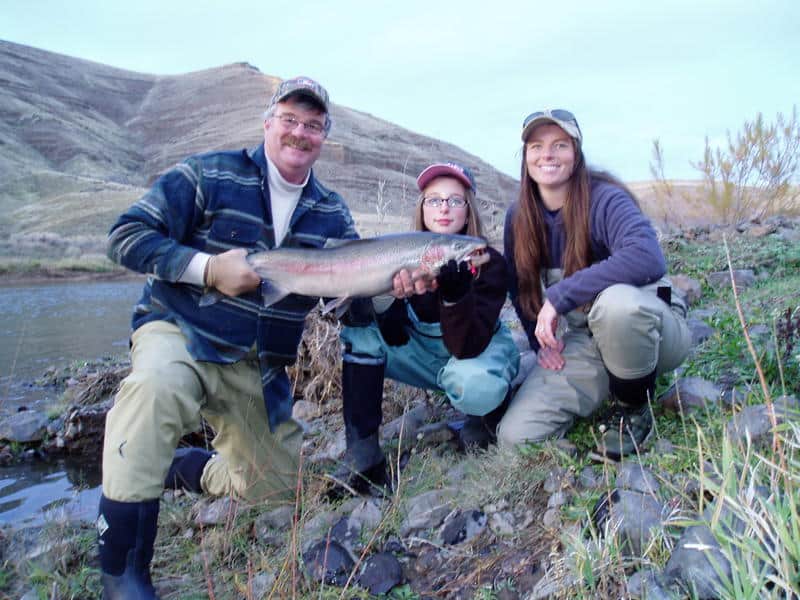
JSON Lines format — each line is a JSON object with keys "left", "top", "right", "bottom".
{"left": 108, "top": 143, "right": 358, "bottom": 429}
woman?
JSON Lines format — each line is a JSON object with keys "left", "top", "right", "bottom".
{"left": 334, "top": 162, "right": 520, "bottom": 493}
{"left": 499, "top": 110, "right": 691, "bottom": 459}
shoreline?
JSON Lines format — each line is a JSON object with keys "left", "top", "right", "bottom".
{"left": 0, "top": 268, "right": 145, "bottom": 287}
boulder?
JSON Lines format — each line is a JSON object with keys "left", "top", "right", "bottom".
{"left": 0, "top": 411, "right": 50, "bottom": 443}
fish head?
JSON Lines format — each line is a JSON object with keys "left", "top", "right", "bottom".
{"left": 420, "top": 234, "right": 489, "bottom": 274}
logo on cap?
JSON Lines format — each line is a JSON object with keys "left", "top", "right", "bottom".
{"left": 268, "top": 76, "right": 329, "bottom": 112}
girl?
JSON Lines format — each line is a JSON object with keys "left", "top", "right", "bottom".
{"left": 499, "top": 110, "right": 691, "bottom": 459}
{"left": 334, "top": 162, "right": 520, "bottom": 493}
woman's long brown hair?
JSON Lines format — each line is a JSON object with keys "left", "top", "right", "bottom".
{"left": 512, "top": 143, "right": 638, "bottom": 320}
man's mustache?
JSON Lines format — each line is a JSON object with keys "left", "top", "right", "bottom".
{"left": 282, "top": 135, "right": 313, "bottom": 151}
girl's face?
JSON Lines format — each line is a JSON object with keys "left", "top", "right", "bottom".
{"left": 524, "top": 123, "right": 576, "bottom": 193}
{"left": 421, "top": 176, "right": 469, "bottom": 234}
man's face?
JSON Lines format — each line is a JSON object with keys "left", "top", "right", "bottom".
{"left": 263, "top": 97, "right": 327, "bottom": 184}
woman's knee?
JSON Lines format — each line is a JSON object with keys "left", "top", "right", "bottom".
{"left": 590, "top": 284, "right": 643, "bottom": 328}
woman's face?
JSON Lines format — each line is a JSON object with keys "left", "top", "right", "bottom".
{"left": 421, "top": 176, "right": 469, "bottom": 234}
{"left": 524, "top": 123, "right": 576, "bottom": 193}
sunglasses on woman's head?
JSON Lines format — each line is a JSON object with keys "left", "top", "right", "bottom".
{"left": 522, "top": 109, "right": 578, "bottom": 128}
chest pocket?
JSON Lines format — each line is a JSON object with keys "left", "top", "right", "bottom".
{"left": 209, "top": 215, "right": 263, "bottom": 248}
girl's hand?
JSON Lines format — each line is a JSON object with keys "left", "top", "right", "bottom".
{"left": 537, "top": 340, "right": 565, "bottom": 370}
{"left": 535, "top": 299, "right": 560, "bottom": 349}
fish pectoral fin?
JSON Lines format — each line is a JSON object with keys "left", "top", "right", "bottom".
{"left": 372, "top": 294, "right": 396, "bottom": 314}
{"left": 199, "top": 288, "right": 224, "bottom": 307}
{"left": 322, "top": 238, "right": 350, "bottom": 249}
{"left": 321, "top": 296, "right": 352, "bottom": 319}
{"left": 261, "top": 280, "right": 291, "bottom": 307}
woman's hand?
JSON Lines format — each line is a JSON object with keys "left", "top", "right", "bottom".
{"left": 391, "top": 268, "right": 438, "bottom": 298}
{"left": 534, "top": 299, "right": 560, "bottom": 350}
{"left": 537, "top": 340, "right": 565, "bottom": 371}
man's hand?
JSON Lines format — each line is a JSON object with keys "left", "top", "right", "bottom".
{"left": 390, "top": 268, "right": 437, "bottom": 298}
{"left": 205, "top": 248, "right": 261, "bottom": 297}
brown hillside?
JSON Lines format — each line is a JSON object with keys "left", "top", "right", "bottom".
{"left": 0, "top": 40, "right": 518, "bottom": 254}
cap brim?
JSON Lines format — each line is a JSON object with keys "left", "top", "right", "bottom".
{"left": 521, "top": 116, "right": 581, "bottom": 143}
{"left": 416, "top": 165, "right": 474, "bottom": 192}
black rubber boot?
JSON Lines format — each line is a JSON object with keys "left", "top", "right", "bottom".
{"left": 327, "top": 359, "right": 390, "bottom": 498}
{"left": 97, "top": 495, "right": 161, "bottom": 599}
{"left": 457, "top": 390, "right": 512, "bottom": 452}
{"left": 595, "top": 370, "right": 657, "bottom": 460}
{"left": 163, "top": 447, "right": 213, "bottom": 493}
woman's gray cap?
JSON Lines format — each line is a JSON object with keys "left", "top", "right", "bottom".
{"left": 521, "top": 109, "right": 582, "bottom": 145}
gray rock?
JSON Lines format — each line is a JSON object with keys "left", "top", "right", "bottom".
{"left": 542, "top": 508, "right": 561, "bottom": 529}
{"left": 414, "top": 421, "right": 454, "bottom": 446}
{"left": 627, "top": 569, "right": 676, "bottom": 599}
{"left": 725, "top": 396, "right": 800, "bottom": 444}
{"left": 543, "top": 467, "right": 574, "bottom": 494}
{"left": 592, "top": 489, "right": 665, "bottom": 556}
{"left": 349, "top": 499, "right": 383, "bottom": 534}
{"left": 653, "top": 438, "right": 675, "bottom": 455}
{"left": 292, "top": 399, "right": 318, "bottom": 421}
{"left": 776, "top": 227, "right": 800, "bottom": 243}
{"left": 249, "top": 571, "right": 276, "bottom": 599}
{"left": 439, "top": 509, "right": 486, "bottom": 545}
{"left": 310, "top": 430, "right": 347, "bottom": 463}
{"left": 381, "top": 404, "right": 432, "bottom": 444}
{"left": 669, "top": 274, "right": 702, "bottom": 305}
{"left": 400, "top": 488, "right": 455, "bottom": 535}
{"left": 302, "top": 539, "right": 355, "bottom": 586}
{"left": 4, "top": 525, "right": 85, "bottom": 573}
{"left": 329, "top": 516, "right": 361, "bottom": 551}
{"left": 0, "top": 411, "right": 50, "bottom": 443}
{"left": 664, "top": 524, "right": 729, "bottom": 599}
{"left": 687, "top": 317, "right": 714, "bottom": 346}
{"left": 706, "top": 269, "right": 756, "bottom": 291}
{"left": 489, "top": 511, "right": 516, "bottom": 536}
{"left": 616, "top": 463, "right": 661, "bottom": 495}
{"left": 195, "top": 497, "right": 237, "bottom": 526}
{"left": 444, "top": 461, "right": 468, "bottom": 485}
{"left": 254, "top": 504, "right": 295, "bottom": 534}
{"left": 660, "top": 377, "right": 722, "bottom": 414}
{"left": 301, "top": 510, "right": 340, "bottom": 551}
{"left": 578, "top": 466, "right": 604, "bottom": 490}
{"left": 745, "top": 223, "right": 777, "bottom": 238}
{"left": 547, "top": 491, "right": 569, "bottom": 508}
{"left": 357, "top": 551, "right": 403, "bottom": 594}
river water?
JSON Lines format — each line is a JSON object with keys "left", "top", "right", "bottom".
{"left": 0, "top": 278, "right": 143, "bottom": 528}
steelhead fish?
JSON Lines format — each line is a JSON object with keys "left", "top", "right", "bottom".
{"left": 199, "top": 232, "right": 489, "bottom": 314}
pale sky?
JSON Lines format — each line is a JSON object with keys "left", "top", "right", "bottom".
{"left": 3, "top": 0, "right": 799, "bottom": 182}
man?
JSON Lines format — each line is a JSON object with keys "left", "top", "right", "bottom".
{"left": 98, "top": 77, "right": 380, "bottom": 599}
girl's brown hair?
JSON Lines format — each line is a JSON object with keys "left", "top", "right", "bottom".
{"left": 512, "top": 141, "right": 639, "bottom": 320}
